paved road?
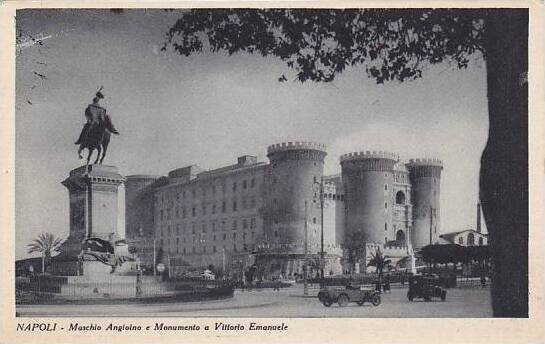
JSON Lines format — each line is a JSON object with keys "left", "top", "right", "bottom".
{"left": 17, "top": 285, "right": 492, "bottom": 317}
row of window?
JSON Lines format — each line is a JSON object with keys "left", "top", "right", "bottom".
{"left": 458, "top": 234, "right": 485, "bottom": 246}
{"left": 164, "top": 230, "right": 257, "bottom": 244}
{"left": 157, "top": 178, "right": 259, "bottom": 205}
{"left": 158, "top": 197, "right": 258, "bottom": 221}
{"left": 161, "top": 241, "right": 255, "bottom": 255}
{"left": 159, "top": 217, "right": 258, "bottom": 237}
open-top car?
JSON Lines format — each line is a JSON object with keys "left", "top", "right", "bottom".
{"left": 318, "top": 284, "right": 381, "bottom": 307}
{"left": 407, "top": 274, "right": 447, "bottom": 301}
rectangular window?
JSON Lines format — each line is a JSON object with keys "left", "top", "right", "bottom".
{"left": 192, "top": 206, "right": 196, "bottom": 217}
{"left": 232, "top": 220, "right": 237, "bottom": 231}
{"left": 250, "top": 178, "right": 255, "bottom": 188}
{"left": 243, "top": 180, "right": 247, "bottom": 189}
{"left": 233, "top": 200, "right": 237, "bottom": 212}
{"left": 182, "top": 207, "right": 187, "bottom": 218}
{"left": 202, "top": 203, "right": 206, "bottom": 215}
{"left": 223, "top": 233, "right": 227, "bottom": 240}
{"left": 212, "top": 221, "right": 216, "bottom": 232}
{"left": 212, "top": 204, "right": 216, "bottom": 214}
{"left": 222, "top": 201, "right": 226, "bottom": 213}
{"left": 233, "top": 182, "right": 237, "bottom": 192}
{"left": 232, "top": 232, "right": 237, "bottom": 240}
{"left": 242, "top": 219, "right": 248, "bottom": 229}
{"left": 213, "top": 246, "right": 217, "bottom": 253}
{"left": 202, "top": 222, "right": 207, "bottom": 232}
{"left": 250, "top": 197, "right": 256, "bottom": 208}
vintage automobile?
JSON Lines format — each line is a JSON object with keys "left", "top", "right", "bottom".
{"left": 407, "top": 274, "right": 447, "bottom": 301}
{"left": 317, "top": 285, "right": 381, "bottom": 307}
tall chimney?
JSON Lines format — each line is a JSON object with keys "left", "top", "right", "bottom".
{"left": 477, "top": 202, "right": 482, "bottom": 233}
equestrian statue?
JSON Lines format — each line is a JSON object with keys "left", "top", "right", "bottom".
{"left": 75, "top": 87, "right": 119, "bottom": 166}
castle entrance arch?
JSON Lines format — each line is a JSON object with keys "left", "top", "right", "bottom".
{"left": 396, "top": 230, "right": 406, "bottom": 243}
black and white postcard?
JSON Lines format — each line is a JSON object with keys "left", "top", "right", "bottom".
{"left": 1, "top": 2, "right": 544, "bottom": 344}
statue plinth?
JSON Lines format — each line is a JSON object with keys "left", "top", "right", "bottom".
{"left": 55, "top": 165, "right": 126, "bottom": 269}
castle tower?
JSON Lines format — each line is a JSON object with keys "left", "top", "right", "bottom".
{"left": 406, "top": 158, "right": 443, "bottom": 248}
{"left": 60, "top": 165, "right": 125, "bottom": 258}
{"left": 340, "top": 151, "right": 398, "bottom": 245}
{"left": 264, "top": 142, "right": 327, "bottom": 255}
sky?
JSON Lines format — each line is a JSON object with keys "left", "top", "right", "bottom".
{"left": 15, "top": 9, "right": 489, "bottom": 260}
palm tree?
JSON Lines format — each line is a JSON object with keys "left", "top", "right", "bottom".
{"left": 367, "top": 248, "right": 392, "bottom": 289}
{"left": 27, "top": 233, "right": 64, "bottom": 273}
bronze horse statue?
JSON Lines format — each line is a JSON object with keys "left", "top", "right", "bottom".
{"left": 75, "top": 92, "right": 119, "bottom": 167}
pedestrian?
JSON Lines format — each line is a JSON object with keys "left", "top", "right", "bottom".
{"left": 383, "top": 274, "right": 391, "bottom": 293}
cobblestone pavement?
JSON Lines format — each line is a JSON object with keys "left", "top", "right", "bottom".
{"left": 16, "top": 285, "right": 492, "bottom": 317}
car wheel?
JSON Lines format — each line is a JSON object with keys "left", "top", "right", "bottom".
{"left": 357, "top": 300, "right": 365, "bottom": 306}
{"left": 371, "top": 295, "right": 381, "bottom": 306}
{"left": 337, "top": 294, "right": 349, "bottom": 307}
{"left": 424, "top": 295, "right": 431, "bottom": 302}
{"left": 322, "top": 299, "right": 333, "bottom": 307}
{"left": 441, "top": 291, "right": 447, "bottom": 301}
{"left": 407, "top": 292, "right": 414, "bottom": 301}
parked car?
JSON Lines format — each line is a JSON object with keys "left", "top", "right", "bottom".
{"left": 407, "top": 274, "right": 447, "bottom": 301}
{"left": 318, "top": 284, "right": 381, "bottom": 307}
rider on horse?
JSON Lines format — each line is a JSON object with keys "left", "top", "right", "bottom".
{"left": 75, "top": 89, "right": 119, "bottom": 161}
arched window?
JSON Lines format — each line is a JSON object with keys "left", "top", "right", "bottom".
{"left": 396, "top": 230, "right": 405, "bottom": 243}
{"left": 467, "top": 233, "right": 475, "bottom": 246}
{"left": 396, "top": 191, "right": 406, "bottom": 205}
{"left": 458, "top": 236, "right": 464, "bottom": 245}
{"left": 479, "top": 237, "right": 484, "bottom": 246}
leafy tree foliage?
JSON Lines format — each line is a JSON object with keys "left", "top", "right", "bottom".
{"left": 27, "top": 232, "right": 64, "bottom": 259}
{"left": 164, "top": 9, "right": 484, "bottom": 83}
{"left": 27, "top": 232, "right": 64, "bottom": 272}
{"left": 367, "top": 247, "right": 392, "bottom": 275}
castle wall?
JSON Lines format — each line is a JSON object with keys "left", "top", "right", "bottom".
{"left": 125, "top": 175, "right": 162, "bottom": 239}
{"left": 151, "top": 160, "right": 267, "bottom": 271}
{"left": 124, "top": 142, "right": 442, "bottom": 277}
{"left": 407, "top": 159, "right": 443, "bottom": 248}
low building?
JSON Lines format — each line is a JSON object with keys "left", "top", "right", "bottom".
{"left": 439, "top": 229, "right": 488, "bottom": 246}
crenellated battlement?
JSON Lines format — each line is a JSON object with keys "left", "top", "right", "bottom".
{"left": 267, "top": 141, "right": 326, "bottom": 155}
{"left": 407, "top": 158, "right": 443, "bottom": 167}
{"left": 340, "top": 150, "right": 399, "bottom": 163}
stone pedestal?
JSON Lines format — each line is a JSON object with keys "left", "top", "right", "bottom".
{"left": 56, "top": 165, "right": 125, "bottom": 262}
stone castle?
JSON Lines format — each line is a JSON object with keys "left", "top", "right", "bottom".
{"left": 125, "top": 142, "right": 442, "bottom": 277}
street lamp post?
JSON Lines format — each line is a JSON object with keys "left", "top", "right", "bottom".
{"left": 319, "top": 177, "right": 325, "bottom": 279}
{"left": 304, "top": 200, "right": 308, "bottom": 296}
{"left": 313, "top": 177, "right": 326, "bottom": 280}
